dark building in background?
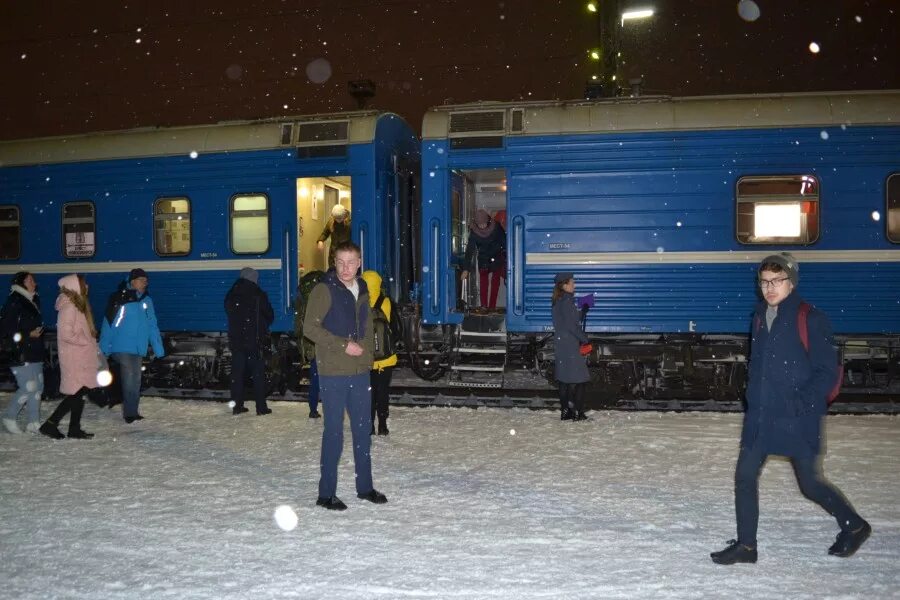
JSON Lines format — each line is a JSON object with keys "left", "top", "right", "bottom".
{"left": 1, "top": 0, "right": 897, "bottom": 140}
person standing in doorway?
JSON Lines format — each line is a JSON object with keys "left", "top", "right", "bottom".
{"left": 1, "top": 272, "right": 46, "bottom": 434}
{"left": 317, "top": 204, "right": 351, "bottom": 269}
{"left": 224, "top": 267, "right": 274, "bottom": 416}
{"left": 460, "top": 208, "right": 506, "bottom": 309}
{"left": 711, "top": 253, "right": 870, "bottom": 565}
{"left": 99, "top": 268, "right": 165, "bottom": 423}
{"left": 304, "top": 241, "right": 387, "bottom": 510}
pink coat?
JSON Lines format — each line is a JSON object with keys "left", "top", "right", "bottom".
{"left": 56, "top": 275, "right": 101, "bottom": 395}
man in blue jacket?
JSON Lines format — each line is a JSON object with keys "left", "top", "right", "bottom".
{"left": 711, "top": 253, "right": 870, "bottom": 565}
{"left": 100, "top": 268, "right": 165, "bottom": 423}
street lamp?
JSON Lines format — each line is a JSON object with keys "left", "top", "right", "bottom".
{"left": 621, "top": 8, "right": 654, "bottom": 25}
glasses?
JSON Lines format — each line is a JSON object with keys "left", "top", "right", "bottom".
{"left": 758, "top": 277, "right": 790, "bottom": 290}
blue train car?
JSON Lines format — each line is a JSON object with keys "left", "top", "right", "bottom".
{"left": 0, "top": 111, "right": 419, "bottom": 389}
{"left": 419, "top": 91, "right": 900, "bottom": 397}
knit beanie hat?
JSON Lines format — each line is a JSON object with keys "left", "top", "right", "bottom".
{"left": 129, "top": 268, "right": 148, "bottom": 281}
{"left": 759, "top": 252, "right": 799, "bottom": 286}
{"left": 240, "top": 267, "right": 259, "bottom": 284}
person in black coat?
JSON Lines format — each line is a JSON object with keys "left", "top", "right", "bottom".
{"left": 551, "top": 272, "right": 591, "bottom": 421}
{"left": 224, "top": 267, "right": 275, "bottom": 416}
{"left": 711, "top": 254, "right": 870, "bottom": 565}
{"left": 1, "top": 272, "right": 46, "bottom": 434}
{"left": 460, "top": 209, "right": 506, "bottom": 308}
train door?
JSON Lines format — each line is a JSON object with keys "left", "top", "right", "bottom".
{"left": 451, "top": 168, "right": 507, "bottom": 313}
{"left": 294, "top": 176, "right": 352, "bottom": 280}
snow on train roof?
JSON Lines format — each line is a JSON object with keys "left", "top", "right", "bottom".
{"left": 423, "top": 90, "right": 900, "bottom": 139}
{"left": 0, "top": 110, "right": 392, "bottom": 167}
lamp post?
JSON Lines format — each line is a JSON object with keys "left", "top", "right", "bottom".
{"left": 586, "top": 1, "right": 654, "bottom": 98}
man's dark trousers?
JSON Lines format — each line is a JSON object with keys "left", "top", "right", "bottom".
{"left": 735, "top": 442, "right": 865, "bottom": 546}
{"left": 319, "top": 372, "right": 374, "bottom": 498}
{"left": 230, "top": 349, "right": 268, "bottom": 412}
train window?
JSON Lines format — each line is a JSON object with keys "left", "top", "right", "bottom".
{"left": 62, "top": 202, "right": 96, "bottom": 258}
{"left": 230, "top": 194, "right": 269, "bottom": 254}
{"left": 887, "top": 174, "right": 900, "bottom": 244}
{"left": 154, "top": 197, "right": 191, "bottom": 256}
{"left": 0, "top": 205, "right": 21, "bottom": 260}
{"left": 736, "top": 175, "right": 819, "bottom": 245}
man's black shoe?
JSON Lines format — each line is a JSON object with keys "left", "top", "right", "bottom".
{"left": 377, "top": 423, "right": 389, "bottom": 436}
{"left": 256, "top": 408, "right": 272, "bottom": 416}
{"left": 828, "top": 521, "right": 871, "bottom": 557}
{"left": 39, "top": 422, "right": 65, "bottom": 440}
{"left": 316, "top": 496, "right": 348, "bottom": 511}
{"left": 711, "top": 540, "right": 757, "bottom": 565}
{"left": 309, "top": 410, "right": 321, "bottom": 419}
{"left": 134, "top": 414, "right": 145, "bottom": 421}
{"left": 561, "top": 410, "right": 574, "bottom": 421}
{"left": 574, "top": 412, "right": 590, "bottom": 421}
{"left": 67, "top": 429, "right": 95, "bottom": 439}
{"left": 357, "top": 489, "right": 388, "bottom": 504}
{"left": 232, "top": 406, "right": 249, "bottom": 416}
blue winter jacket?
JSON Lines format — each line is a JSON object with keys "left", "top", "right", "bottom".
{"left": 99, "top": 278, "right": 165, "bottom": 358}
{"left": 741, "top": 291, "right": 837, "bottom": 458}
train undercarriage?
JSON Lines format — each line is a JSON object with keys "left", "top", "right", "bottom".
{"left": 5, "top": 306, "right": 899, "bottom": 414}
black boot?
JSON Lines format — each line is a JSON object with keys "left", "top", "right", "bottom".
{"left": 377, "top": 418, "right": 389, "bottom": 436}
{"left": 357, "top": 489, "right": 388, "bottom": 504}
{"left": 232, "top": 405, "right": 249, "bottom": 415}
{"left": 316, "top": 496, "right": 348, "bottom": 511}
{"left": 39, "top": 422, "right": 65, "bottom": 440}
{"left": 710, "top": 540, "right": 757, "bottom": 565}
{"left": 68, "top": 429, "right": 95, "bottom": 439}
{"left": 828, "top": 521, "right": 871, "bottom": 557}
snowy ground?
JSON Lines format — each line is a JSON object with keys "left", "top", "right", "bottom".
{"left": 1, "top": 396, "right": 898, "bottom": 600}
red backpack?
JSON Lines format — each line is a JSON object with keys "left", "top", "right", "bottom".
{"left": 753, "top": 302, "right": 844, "bottom": 404}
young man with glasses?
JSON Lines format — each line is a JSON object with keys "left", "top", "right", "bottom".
{"left": 711, "top": 253, "right": 870, "bottom": 564}
{"left": 303, "top": 241, "right": 388, "bottom": 510}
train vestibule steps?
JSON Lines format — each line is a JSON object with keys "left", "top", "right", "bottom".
{"left": 448, "top": 313, "right": 507, "bottom": 388}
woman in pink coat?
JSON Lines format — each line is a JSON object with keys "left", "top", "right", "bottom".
{"left": 39, "top": 274, "right": 101, "bottom": 440}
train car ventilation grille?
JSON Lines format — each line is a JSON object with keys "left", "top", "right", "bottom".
{"left": 510, "top": 109, "right": 524, "bottom": 133}
{"left": 296, "top": 120, "right": 349, "bottom": 146}
{"left": 449, "top": 111, "right": 505, "bottom": 134}
{"left": 450, "top": 136, "right": 505, "bottom": 150}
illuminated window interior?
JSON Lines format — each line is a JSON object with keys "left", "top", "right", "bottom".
{"left": 736, "top": 175, "right": 819, "bottom": 244}
{"left": 154, "top": 197, "right": 191, "bottom": 256}
{"left": 231, "top": 194, "right": 269, "bottom": 254}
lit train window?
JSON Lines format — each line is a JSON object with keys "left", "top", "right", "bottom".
{"left": 154, "top": 198, "right": 191, "bottom": 256}
{"left": 0, "top": 206, "right": 21, "bottom": 260}
{"left": 230, "top": 194, "right": 269, "bottom": 254}
{"left": 62, "top": 202, "right": 96, "bottom": 258}
{"left": 887, "top": 174, "right": 900, "bottom": 244}
{"left": 736, "top": 175, "right": 819, "bottom": 245}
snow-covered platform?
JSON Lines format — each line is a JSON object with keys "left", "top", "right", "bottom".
{"left": 1, "top": 397, "right": 898, "bottom": 599}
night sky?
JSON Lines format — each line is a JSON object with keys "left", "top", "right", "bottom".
{"left": 1, "top": 0, "right": 897, "bottom": 141}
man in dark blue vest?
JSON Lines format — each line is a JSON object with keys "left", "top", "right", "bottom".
{"left": 303, "top": 241, "right": 387, "bottom": 510}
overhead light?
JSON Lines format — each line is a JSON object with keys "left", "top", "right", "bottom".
{"left": 621, "top": 8, "right": 654, "bottom": 25}
{"left": 587, "top": 2, "right": 597, "bottom": 12}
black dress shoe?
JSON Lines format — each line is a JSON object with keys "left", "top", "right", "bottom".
{"left": 377, "top": 423, "right": 389, "bottom": 436}
{"left": 124, "top": 416, "right": 138, "bottom": 424}
{"left": 828, "top": 521, "right": 871, "bottom": 557}
{"left": 134, "top": 414, "right": 145, "bottom": 421}
{"left": 232, "top": 406, "right": 249, "bottom": 415}
{"left": 710, "top": 540, "right": 757, "bottom": 565}
{"left": 574, "top": 412, "right": 590, "bottom": 421}
{"left": 560, "top": 410, "right": 574, "bottom": 421}
{"left": 68, "top": 429, "right": 95, "bottom": 439}
{"left": 309, "top": 410, "right": 321, "bottom": 419}
{"left": 39, "top": 422, "right": 66, "bottom": 440}
{"left": 256, "top": 408, "right": 272, "bottom": 416}
{"left": 316, "top": 496, "right": 348, "bottom": 511}
{"left": 357, "top": 489, "right": 388, "bottom": 504}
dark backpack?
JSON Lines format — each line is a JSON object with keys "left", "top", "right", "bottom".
{"left": 372, "top": 293, "right": 398, "bottom": 361}
{"left": 294, "top": 270, "right": 326, "bottom": 363}
{"left": 753, "top": 302, "right": 843, "bottom": 405}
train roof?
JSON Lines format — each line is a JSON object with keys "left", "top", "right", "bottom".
{"left": 422, "top": 90, "right": 900, "bottom": 139}
{"left": 0, "top": 110, "right": 402, "bottom": 167}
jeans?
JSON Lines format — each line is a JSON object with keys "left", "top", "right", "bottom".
{"left": 5, "top": 362, "right": 43, "bottom": 425}
{"left": 112, "top": 353, "right": 143, "bottom": 418}
{"left": 734, "top": 443, "right": 865, "bottom": 546}
{"left": 318, "top": 373, "right": 373, "bottom": 498}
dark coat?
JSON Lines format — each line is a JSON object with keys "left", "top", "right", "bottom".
{"left": 0, "top": 289, "right": 46, "bottom": 365}
{"left": 303, "top": 271, "right": 374, "bottom": 376}
{"left": 552, "top": 291, "right": 590, "bottom": 384}
{"left": 741, "top": 291, "right": 837, "bottom": 458}
{"left": 224, "top": 278, "right": 274, "bottom": 353}
{"left": 464, "top": 225, "right": 506, "bottom": 272}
